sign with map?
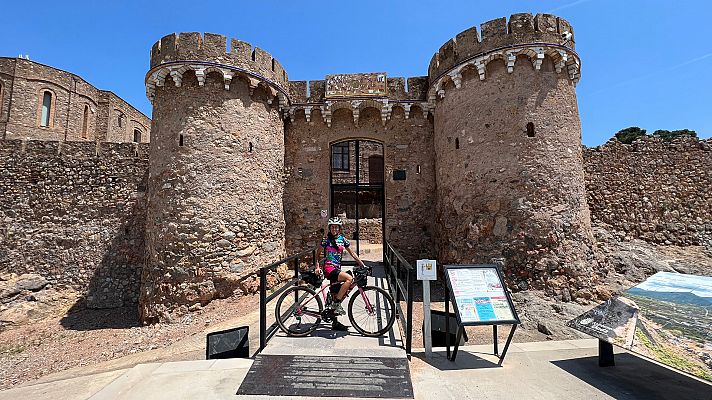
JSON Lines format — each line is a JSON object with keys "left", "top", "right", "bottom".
{"left": 325, "top": 72, "right": 387, "bottom": 98}
{"left": 444, "top": 265, "right": 520, "bottom": 325}
{"left": 568, "top": 272, "right": 712, "bottom": 382}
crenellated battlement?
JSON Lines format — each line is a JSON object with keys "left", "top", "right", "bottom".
{"left": 425, "top": 13, "right": 581, "bottom": 105}
{"left": 145, "top": 32, "right": 290, "bottom": 112}
{"left": 428, "top": 13, "right": 575, "bottom": 80}
{"left": 284, "top": 76, "right": 430, "bottom": 126}
{"left": 150, "top": 32, "right": 287, "bottom": 86}
{"left": 287, "top": 76, "right": 428, "bottom": 104}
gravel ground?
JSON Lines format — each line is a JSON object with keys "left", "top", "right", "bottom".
{"left": 0, "top": 293, "right": 259, "bottom": 390}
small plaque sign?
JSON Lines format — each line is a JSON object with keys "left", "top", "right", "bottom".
{"left": 325, "top": 72, "right": 387, "bottom": 98}
{"left": 417, "top": 259, "right": 437, "bottom": 281}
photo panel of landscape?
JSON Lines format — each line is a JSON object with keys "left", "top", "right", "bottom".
{"left": 568, "top": 272, "right": 712, "bottom": 382}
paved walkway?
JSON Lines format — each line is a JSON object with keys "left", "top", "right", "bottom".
{"left": 3, "top": 339, "right": 710, "bottom": 399}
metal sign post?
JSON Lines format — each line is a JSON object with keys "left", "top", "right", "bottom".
{"left": 417, "top": 259, "right": 437, "bottom": 359}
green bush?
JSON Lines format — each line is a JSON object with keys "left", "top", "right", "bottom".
{"left": 652, "top": 129, "right": 698, "bottom": 142}
{"left": 615, "top": 127, "right": 648, "bottom": 144}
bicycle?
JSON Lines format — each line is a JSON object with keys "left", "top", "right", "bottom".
{"left": 274, "top": 265, "right": 396, "bottom": 337}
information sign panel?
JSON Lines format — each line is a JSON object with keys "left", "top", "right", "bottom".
{"left": 444, "top": 265, "right": 520, "bottom": 326}
{"left": 568, "top": 272, "right": 712, "bottom": 382}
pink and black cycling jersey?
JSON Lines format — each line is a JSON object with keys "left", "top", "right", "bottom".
{"left": 321, "top": 235, "right": 350, "bottom": 275}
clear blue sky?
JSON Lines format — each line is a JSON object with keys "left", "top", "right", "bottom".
{"left": 2, "top": 0, "right": 710, "bottom": 146}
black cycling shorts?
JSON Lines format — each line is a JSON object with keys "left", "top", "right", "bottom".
{"left": 327, "top": 269, "right": 341, "bottom": 282}
{"left": 328, "top": 269, "right": 342, "bottom": 294}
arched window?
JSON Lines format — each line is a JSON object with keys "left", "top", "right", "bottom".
{"left": 133, "top": 129, "right": 141, "bottom": 143}
{"left": 0, "top": 81, "right": 3, "bottom": 118}
{"left": 81, "top": 105, "right": 89, "bottom": 138}
{"left": 117, "top": 112, "right": 125, "bottom": 128}
{"left": 40, "top": 91, "right": 53, "bottom": 127}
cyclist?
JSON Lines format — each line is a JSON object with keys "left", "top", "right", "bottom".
{"left": 315, "top": 216, "right": 368, "bottom": 332}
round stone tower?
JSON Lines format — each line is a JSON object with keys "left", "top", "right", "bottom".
{"left": 141, "top": 32, "right": 290, "bottom": 322}
{"left": 430, "top": 14, "right": 597, "bottom": 299}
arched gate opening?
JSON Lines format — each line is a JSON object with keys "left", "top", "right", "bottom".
{"left": 329, "top": 139, "right": 385, "bottom": 263}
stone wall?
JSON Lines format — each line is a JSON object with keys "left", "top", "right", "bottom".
{"left": 584, "top": 136, "right": 712, "bottom": 247}
{"left": 342, "top": 218, "right": 382, "bottom": 244}
{"left": 0, "top": 57, "right": 150, "bottom": 143}
{"left": 284, "top": 105, "right": 436, "bottom": 263}
{"left": 0, "top": 139, "right": 149, "bottom": 308}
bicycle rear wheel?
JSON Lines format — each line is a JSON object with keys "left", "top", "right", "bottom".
{"left": 348, "top": 286, "right": 396, "bottom": 337}
{"left": 275, "top": 286, "right": 323, "bottom": 337}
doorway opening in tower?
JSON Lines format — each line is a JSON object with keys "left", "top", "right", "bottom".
{"left": 329, "top": 139, "right": 384, "bottom": 263}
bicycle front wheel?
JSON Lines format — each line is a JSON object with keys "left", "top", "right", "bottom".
{"left": 348, "top": 286, "right": 396, "bottom": 337}
{"left": 275, "top": 286, "right": 323, "bottom": 337}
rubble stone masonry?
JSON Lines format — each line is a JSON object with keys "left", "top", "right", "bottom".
{"left": 0, "top": 139, "right": 148, "bottom": 308}
{"left": 584, "top": 136, "right": 712, "bottom": 247}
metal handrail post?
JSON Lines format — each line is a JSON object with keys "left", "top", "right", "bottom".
{"left": 294, "top": 257, "right": 299, "bottom": 303}
{"left": 406, "top": 267, "right": 413, "bottom": 354}
{"left": 395, "top": 258, "right": 401, "bottom": 306}
{"left": 259, "top": 267, "right": 267, "bottom": 351}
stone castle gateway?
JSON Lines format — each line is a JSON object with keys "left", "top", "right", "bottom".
{"left": 140, "top": 13, "right": 593, "bottom": 322}
{"left": 1, "top": 13, "right": 709, "bottom": 323}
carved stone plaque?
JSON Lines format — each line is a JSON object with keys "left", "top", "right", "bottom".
{"left": 325, "top": 72, "right": 387, "bottom": 98}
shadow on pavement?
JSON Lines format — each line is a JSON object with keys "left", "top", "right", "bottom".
{"left": 551, "top": 353, "right": 712, "bottom": 400}
{"left": 412, "top": 350, "right": 501, "bottom": 371}
{"left": 305, "top": 327, "right": 353, "bottom": 339}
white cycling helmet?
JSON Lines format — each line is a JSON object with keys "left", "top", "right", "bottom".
{"left": 328, "top": 217, "right": 343, "bottom": 226}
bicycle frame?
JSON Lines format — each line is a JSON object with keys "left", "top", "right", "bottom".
{"left": 296, "top": 280, "right": 374, "bottom": 319}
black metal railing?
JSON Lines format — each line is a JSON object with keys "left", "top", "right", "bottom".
{"left": 258, "top": 247, "right": 317, "bottom": 352}
{"left": 383, "top": 241, "right": 414, "bottom": 355}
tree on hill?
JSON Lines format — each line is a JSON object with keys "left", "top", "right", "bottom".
{"left": 652, "top": 129, "right": 698, "bottom": 141}
{"left": 615, "top": 127, "right": 648, "bottom": 144}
